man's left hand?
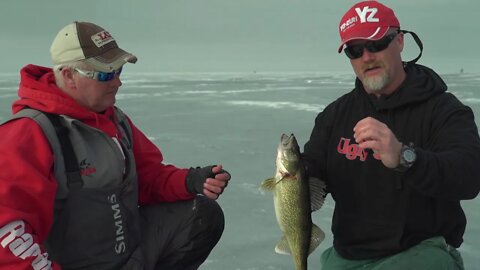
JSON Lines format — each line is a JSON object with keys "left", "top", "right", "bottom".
{"left": 353, "top": 117, "right": 403, "bottom": 168}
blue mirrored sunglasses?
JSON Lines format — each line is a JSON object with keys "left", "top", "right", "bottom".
{"left": 74, "top": 67, "right": 123, "bottom": 82}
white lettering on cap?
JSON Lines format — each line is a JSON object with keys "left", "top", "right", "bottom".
{"left": 339, "top": 6, "right": 380, "bottom": 32}
{"left": 355, "top": 6, "right": 379, "bottom": 23}
{"left": 340, "top": 16, "right": 358, "bottom": 32}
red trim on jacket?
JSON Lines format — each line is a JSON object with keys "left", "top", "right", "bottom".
{"left": 0, "top": 64, "right": 193, "bottom": 269}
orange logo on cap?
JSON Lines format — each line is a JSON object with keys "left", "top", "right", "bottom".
{"left": 91, "top": 31, "right": 115, "bottom": 47}
{"left": 97, "top": 31, "right": 112, "bottom": 41}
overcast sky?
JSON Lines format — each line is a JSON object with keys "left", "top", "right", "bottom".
{"left": 1, "top": 0, "right": 478, "bottom": 74}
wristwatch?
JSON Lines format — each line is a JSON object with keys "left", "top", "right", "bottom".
{"left": 394, "top": 143, "right": 416, "bottom": 172}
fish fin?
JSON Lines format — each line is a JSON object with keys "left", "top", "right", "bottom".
{"left": 260, "top": 177, "right": 277, "bottom": 191}
{"left": 308, "top": 223, "right": 325, "bottom": 255}
{"left": 274, "top": 235, "right": 291, "bottom": 255}
{"left": 309, "top": 177, "right": 327, "bottom": 211}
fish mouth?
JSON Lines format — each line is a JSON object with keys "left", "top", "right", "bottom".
{"left": 281, "top": 133, "right": 290, "bottom": 141}
{"left": 280, "top": 133, "right": 297, "bottom": 148}
{"left": 279, "top": 133, "right": 300, "bottom": 170}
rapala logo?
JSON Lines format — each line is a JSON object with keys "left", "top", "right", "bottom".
{"left": 337, "top": 137, "right": 381, "bottom": 161}
{"left": 91, "top": 31, "right": 115, "bottom": 47}
{"left": 0, "top": 220, "right": 52, "bottom": 269}
{"left": 340, "top": 6, "right": 379, "bottom": 32}
{"left": 79, "top": 159, "right": 97, "bottom": 176}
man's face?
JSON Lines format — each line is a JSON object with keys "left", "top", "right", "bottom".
{"left": 70, "top": 67, "right": 123, "bottom": 112}
{"left": 346, "top": 32, "right": 405, "bottom": 96}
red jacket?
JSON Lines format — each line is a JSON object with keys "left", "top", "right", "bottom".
{"left": 0, "top": 64, "right": 193, "bottom": 269}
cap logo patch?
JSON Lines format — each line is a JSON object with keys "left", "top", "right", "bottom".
{"left": 91, "top": 31, "right": 115, "bottom": 47}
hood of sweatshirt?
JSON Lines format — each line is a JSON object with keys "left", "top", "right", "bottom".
{"left": 354, "top": 63, "right": 448, "bottom": 111}
{"left": 12, "top": 64, "right": 118, "bottom": 137}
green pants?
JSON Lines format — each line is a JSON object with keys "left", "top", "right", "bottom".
{"left": 320, "top": 236, "right": 464, "bottom": 270}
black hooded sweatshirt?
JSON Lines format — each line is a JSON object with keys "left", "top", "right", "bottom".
{"left": 303, "top": 63, "right": 480, "bottom": 260}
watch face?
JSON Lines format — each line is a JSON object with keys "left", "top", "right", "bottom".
{"left": 403, "top": 148, "right": 416, "bottom": 163}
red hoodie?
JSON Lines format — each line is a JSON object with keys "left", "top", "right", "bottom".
{"left": 0, "top": 64, "right": 193, "bottom": 269}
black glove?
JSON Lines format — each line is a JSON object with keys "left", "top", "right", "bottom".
{"left": 186, "top": 165, "right": 217, "bottom": 195}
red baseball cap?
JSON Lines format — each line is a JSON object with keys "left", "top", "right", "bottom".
{"left": 338, "top": 1, "right": 400, "bottom": 53}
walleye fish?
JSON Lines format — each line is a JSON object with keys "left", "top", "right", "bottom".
{"left": 261, "top": 133, "right": 327, "bottom": 270}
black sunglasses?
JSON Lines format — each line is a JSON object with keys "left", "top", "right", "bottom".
{"left": 344, "top": 32, "right": 398, "bottom": 59}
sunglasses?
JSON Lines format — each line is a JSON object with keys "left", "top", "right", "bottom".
{"left": 344, "top": 33, "right": 398, "bottom": 59}
{"left": 74, "top": 67, "right": 123, "bottom": 82}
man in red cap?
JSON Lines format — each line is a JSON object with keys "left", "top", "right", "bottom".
{"left": 303, "top": 1, "right": 480, "bottom": 269}
{"left": 0, "top": 21, "right": 231, "bottom": 270}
